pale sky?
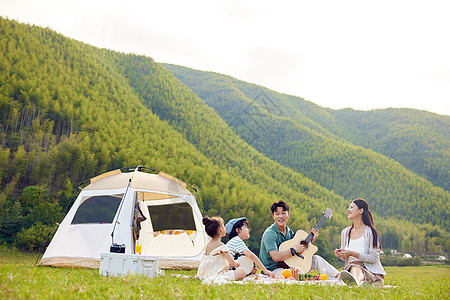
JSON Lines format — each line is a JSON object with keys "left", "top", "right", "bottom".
{"left": 2, "top": 0, "right": 450, "bottom": 116}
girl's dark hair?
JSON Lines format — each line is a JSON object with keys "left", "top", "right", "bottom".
{"left": 227, "top": 219, "right": 250, "bottom": 240}
{"left": 347, "top": 198, "right": 381, "bottom": 249}
{"left": 202, "top": 216, "right": 224, "bottom": 238}
{"left": 271, "top": 200, "right": 289, "bottom": 214}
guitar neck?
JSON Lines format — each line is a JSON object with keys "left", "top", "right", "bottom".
{"left": 304, "top": 215, "right": 328, "bottom": 244}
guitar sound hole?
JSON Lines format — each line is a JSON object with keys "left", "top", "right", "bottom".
{"left": 300, "top": 240, "right": 309, "bottom": 251}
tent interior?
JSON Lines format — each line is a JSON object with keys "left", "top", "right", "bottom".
{"left": 136, "top": 192, "right": 205, "bottom": 258}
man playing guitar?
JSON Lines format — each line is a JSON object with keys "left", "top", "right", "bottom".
{"left": 259, "top": 200, "right": 339, "bottom": 278}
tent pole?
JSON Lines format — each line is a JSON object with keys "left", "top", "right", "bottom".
{"left": 111, "top": 178, "right": 132, "bottom": 244}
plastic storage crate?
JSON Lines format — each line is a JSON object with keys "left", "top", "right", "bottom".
{"left": 99, "top": 253, "right": 158, "bottom": 277}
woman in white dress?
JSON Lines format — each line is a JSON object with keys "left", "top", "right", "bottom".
{"left": 335, "top": 198, "right": 386, "bottom": 287}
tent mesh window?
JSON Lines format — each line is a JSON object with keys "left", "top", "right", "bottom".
{"left": 72, "top": 194, "right": 123, "bottom": 224}
{"left": 148, "top": 202, "right": 196, "bottom": 231}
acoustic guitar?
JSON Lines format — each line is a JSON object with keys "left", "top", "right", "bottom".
{"left": 278, "top": 208, "right": 333, "bottom": 272}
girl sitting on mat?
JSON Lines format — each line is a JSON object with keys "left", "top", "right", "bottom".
{"left": 335, "top": 198, "right": 386, "bottom": 287}
{"left": 225, "top": 217, "right": 275, "bottom": 278}
{"left": 197, "top": 216, "right": 247, "bottom": 283}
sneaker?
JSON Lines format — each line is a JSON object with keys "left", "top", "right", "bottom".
{"left": 340, "top": 270, "right": 359, "bottom": 286}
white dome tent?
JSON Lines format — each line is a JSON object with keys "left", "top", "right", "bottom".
{"left": 39, "top": 166, "right": 206, "bottom": 269}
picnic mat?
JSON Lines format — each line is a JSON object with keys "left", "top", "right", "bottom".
{"left": 171, "top": 273, "right": 345, "bottom": 285}
{"left": 171, "top": 273, "right": 397, "bottom": 288}
{"left": 240, "top": 275, "right": 346, "bottom": 286}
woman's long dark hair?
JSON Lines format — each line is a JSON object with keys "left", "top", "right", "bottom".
{"left": 347, "top": 198, "right": 382, "bottom": 249}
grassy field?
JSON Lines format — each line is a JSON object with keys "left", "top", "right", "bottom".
{"left": 1, "top": 246, "right": 449, "bottom": 299}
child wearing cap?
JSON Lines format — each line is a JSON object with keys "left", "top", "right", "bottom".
{"left": 226, "top": 217, "right": 275, "bottom": 278}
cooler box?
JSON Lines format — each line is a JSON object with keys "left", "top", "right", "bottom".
{"left": 99, "top": 253, "right": 158, "bottom": 277}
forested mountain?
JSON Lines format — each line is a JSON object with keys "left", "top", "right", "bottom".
{"left": 162, "top": 64, "right": 449, "bottom": 227}
{"left": 0, "top": 17, "right": 347, "bottom": 255}
{"left": 0, "top": 18, "right": 448, "bottom": 258}
{"left": 163, "top": 64, "right": 449, "bottom": 192}
{"left": 324, "top": 108, "right": 450, "bottom": 191}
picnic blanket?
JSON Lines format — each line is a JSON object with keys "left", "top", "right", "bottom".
{"left": 172, "top": 273, "right": 345, "bottom": 285}
{"left": 239, "top": 274, "right": 346, "bottom": 285}
{"left": 171, "top": 273, "right": 397, "bottom": 288}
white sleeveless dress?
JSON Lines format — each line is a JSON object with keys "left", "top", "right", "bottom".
{"left": 197, "top": 244, "right": 235, "bottom": 283}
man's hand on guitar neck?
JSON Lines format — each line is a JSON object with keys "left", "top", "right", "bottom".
{"left": 311, "top": 228, "right": 319, "bottom": 243}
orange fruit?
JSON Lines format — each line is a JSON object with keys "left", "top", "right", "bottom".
{"left": 282, "top": 269, "right": 292, "bottom": 278}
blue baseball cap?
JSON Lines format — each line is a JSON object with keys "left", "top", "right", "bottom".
{"left": 225, "top": 217, "right": 247, "bottom": 235}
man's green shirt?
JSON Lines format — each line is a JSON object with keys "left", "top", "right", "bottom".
{"left": 259, "top": 223, "right": 295, "bottom": 271}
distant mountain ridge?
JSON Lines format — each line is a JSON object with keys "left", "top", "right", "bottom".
{"left": 162, "top": 64, "right": 449, "bottom": 191}
{"left": 162, "top": 63, "right": 449, "bottom": 229}
{"left": 325, "top": 108, "right": 450, "bottom": 190}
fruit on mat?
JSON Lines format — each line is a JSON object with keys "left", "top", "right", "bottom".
{"left": 282, "top": 269, "right": 292, "bottom": 278}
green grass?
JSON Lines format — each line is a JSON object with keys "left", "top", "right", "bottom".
{"left": 1, "top": 246, "right": 449, "bottom": 299}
